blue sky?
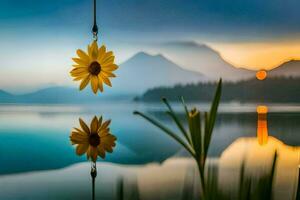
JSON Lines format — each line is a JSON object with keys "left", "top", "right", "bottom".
{"left": 2, "top": 0, "right": 300, "bottom": 41}
{"left": 1, "top": 0, "right": 300, "bottom": 92}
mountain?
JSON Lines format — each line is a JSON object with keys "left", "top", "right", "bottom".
{"left": 0, "top": 90, "right": 14, "bottom": 102}
{"left": 1, "top": 49, "right": 298, "bottom": 104}
{"left": 113, "top": 52, "right": 207, "bottom": 94}
{"left": 0, "top": 52, "right": 207, "bottom": 103}
{"left": 157, "top": 41, "right": 254, "bottom": 81}
{"left": 0, "top": 87, "right": 134, "bottom": 104}
{"left": 269, "top": 60, "right": 300, "bottom": 77}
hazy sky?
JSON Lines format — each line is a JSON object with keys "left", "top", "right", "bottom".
{"left": 1, "top": 0, "right": 300, "bottom": 92}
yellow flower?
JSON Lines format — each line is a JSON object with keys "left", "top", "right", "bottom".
{"left": 70, "top": 41, "right": 119, "bottom": 94}
{"left": 189, "top": 108, "right": 199, "bottom": 118}
{"left": 70, "top": 116, "right": 117, "bottom": 162}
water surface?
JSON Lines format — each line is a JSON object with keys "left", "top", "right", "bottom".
{"left": 0, "top": 102, "right": 299, "bottom": 174}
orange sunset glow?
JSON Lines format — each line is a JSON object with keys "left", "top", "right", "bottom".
{"left": 210, "top": 41, "right": 300, "bottom": 70}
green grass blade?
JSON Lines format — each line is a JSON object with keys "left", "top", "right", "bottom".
{"left": 238, "top": 161, "right": 247, "bottom": 200}
{"left": 189, "top": 110, "right": 202, "bottom": 158}
{"left": 180, "top": 96, "right": 190, "bottom": 118}
{"left": 162, "top": 98, "right": 192, "bottom": 145}
{"left": 204, "top": 79, "right": 222, "bottom": 157}
{"left": 266, "top": 151, "right": 277, "bottom": 200}
{"left": 133, "top": 111, "right": 195, "bottom": 157}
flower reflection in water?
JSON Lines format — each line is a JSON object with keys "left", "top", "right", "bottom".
{"left": 70, "top": 116, "right": 117, "bottom": 161}
{"left": 70, "top": 116, "right": 117, "bottom": 200}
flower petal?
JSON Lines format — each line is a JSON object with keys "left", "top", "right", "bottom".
{"left": 76, "top": 143, "right": 89, "bottom": 155}
{"left": 71, "top": 132, "right": 88, "bottom": 139}
{"left": 90, "top": 147, "right": 98, "bottom": 162}
{"left": 74, "top": 128, "right": 88, "bottom": 136}
{"left": 98, "top": 77, "right": 104, "bottom": 92}
{"left": 72, "top": 58, "right": 88, "bottom": 66}
{"left": 103, "top": 51, "right": 113, "bottom": 60}
{"left": 97, "top": 145, "right": 106, "bottom": 159}
{"left": 90, "top": 41, "right": 99, "bottom": 60}
{"left": 90, "top": 116, "right": 99, "bottom": 133}
{"left": 100, "top": 120, "right": 111, "bottom": 131}
{"left": 79, "top": 118, "right": 90, "bottom": 135}
{"left": 70, "top": 134, "right": 88, "bottom": 145}
{"left": 91, "top": 75, "right": 98, "bottom": 94}
{"left": 87, "top": 45, "right": 92, "bottom": 58}
{"left": 101, "top": 134, "right": 116, "bottom": 153}
{"left": 99, "top": 128, "right": 109, "bottom": 137}
{"left": 102, "top": 64, "right": 118, "bottom": 71}
{"left": 102, "top": 56, "right": 115, "bottom": 66}
{"left": 97, "top": 45, "right": 106, "bottom": 61}
{"left": 101, "top": 71, "right": 116, "bottom": 78}
{"left": 71, "top": 72, "right": 89, "bottom": 78}
{"left": 77, "top": 49, "right": 90, "bottom": 63}
{"left": 79, "top": 75, "right": 90, "bottom": 90}
{"left": 86, "top": 146, "right": 91, "bottom": 160}
{"left": 73, "top": 76, "right": 86, "bottom": 81}
{"left": 98, "top": 116, "right": 103, "bottom": 125}
{"left": 70, "top": 67, "right": 88, "bottom": 74}
{"left": 100, "top": 75, "right": 112, "bottom": 87}
{"left": 72, "top": 64, "right": 87, "bottom": 68}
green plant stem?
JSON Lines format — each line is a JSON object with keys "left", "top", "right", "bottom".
{"left": 196, "top": 160, "right": 206, "bottom": 200}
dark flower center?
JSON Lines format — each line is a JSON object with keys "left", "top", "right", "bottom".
{"left": 89, "top": 61, "right": 101, "bottom": 75}
{"left": 89, "top": 133, "right": 100, "bottom": 147}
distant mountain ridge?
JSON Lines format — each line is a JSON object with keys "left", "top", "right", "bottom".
{"left": 158, "top": 41, "right": 254, "bottom": 81}
{"left": 112, "top": 52, "right": 207, "bottom": 94}
{"left": 0, "top": 87, "right": 134, "bottom": 104}
{"left": 158, "top": 41, "right": 300, "bottom": 80}
{"left": 269, "top": 60, "right": 300, "bottom": 77}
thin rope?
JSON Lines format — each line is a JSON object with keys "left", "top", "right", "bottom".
{"left": 92, "top": 0, "right": 98, "bottom": 40}
{"left": 91, "top": 161, "right": 97, "bottom": 200}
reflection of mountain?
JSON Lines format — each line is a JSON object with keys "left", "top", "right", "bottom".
{"left": 0, "top": 90, "right": 13, "bottom": 101}
{"left": 269, "top": 60, "right": 300, "bottom": 77}
{"left": 158, "top": 41, "right": 254, "bottom": 80}
{"left": 113, "top": 52, "right": 207, "bottom": 94}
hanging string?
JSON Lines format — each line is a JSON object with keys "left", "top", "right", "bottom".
{"left": 90, "top": 161, "right": 97, "bottom": 200}
{"left": 92, "top": 0, "right": 98, "bottom": 40}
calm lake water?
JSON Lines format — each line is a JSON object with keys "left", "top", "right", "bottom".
{"left": 0, "top": 102, "right": 299, "bottom": 200}
{"left": 0, "top": 102, "right": 299, "bottom": 174}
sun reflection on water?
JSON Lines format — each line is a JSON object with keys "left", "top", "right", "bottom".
{"left": 257, "top": 105, "right": 269, "bottom": 145}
